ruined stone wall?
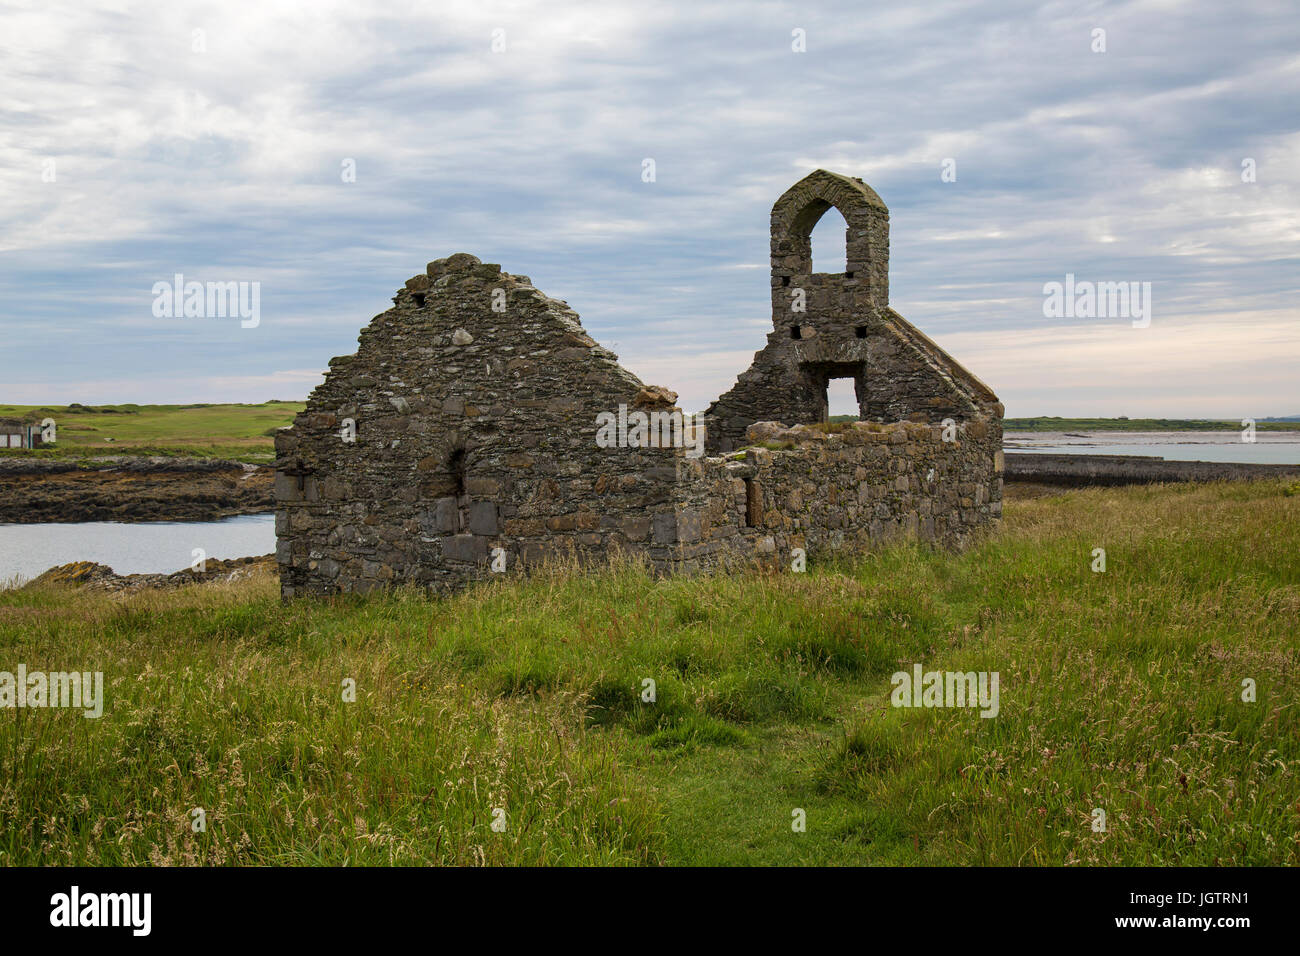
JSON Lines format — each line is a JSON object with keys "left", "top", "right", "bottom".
{"left": 705, "top": 169, "right": 1000, "bottom": 454}
{"left": 275, "top": 253, "right": 689, "bottom": 596}
{"left": 669, "top": 417, "right": 1003, "bottom": 574}
{"left": 275, "top": 170, "right": 1005, "bottom": 599}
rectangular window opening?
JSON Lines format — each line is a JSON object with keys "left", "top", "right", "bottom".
{"left": 826, "top": 377, "right": 860, "bottom": 421}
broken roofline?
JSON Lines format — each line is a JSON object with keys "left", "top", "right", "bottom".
{"left": 274, "top": 171, "right": 1003, "bottom": 599}
{"left": 377, "top": 170, "right": 996, "bottom": 438}
{"left": 699, "top": 169, "right": 1000, "bottom": 455}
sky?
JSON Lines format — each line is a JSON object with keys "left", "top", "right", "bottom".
{"left": 2, "top": 0, "right": 1297, "bottom": 418}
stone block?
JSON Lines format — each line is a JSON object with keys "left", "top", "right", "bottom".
{"left": 275, "top": 472, "right": 301, "bottom": 501}
{"left": 468, "top": 501, "right": 499, "bottom": 535}
{"left": 443, "top": 535, "right": 487, "bottom": 563}
{"left": 677, "top": 508, "right": 703, "bottom": 543}
{"left": 621, "top": 516, "right": 651, "bottom": 541}
{"left": 433, "top": 497, "right": 460, "bottom": 533}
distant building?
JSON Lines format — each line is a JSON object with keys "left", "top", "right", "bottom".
{"left": 0, "top": 418, "right": 42, "bottom": 449}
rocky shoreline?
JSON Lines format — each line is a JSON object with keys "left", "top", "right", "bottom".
{"left": 0, "top": 456, "right": 273, "bottom": 523}
{"left": 1004, "top": 452, "right": 1300, "bottom": 485}
{"left": 22, "top": 554, "right": 275, "bottom": 592}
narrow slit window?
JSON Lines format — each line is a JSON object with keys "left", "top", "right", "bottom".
{"left": 448, "top": 447, "right": 466, "bottom": 498}
{"left": 790, "top": 325, "right": 802, "bottom": 340}
{"left": 743, "top": 478, "right": 762, "bottom": 528}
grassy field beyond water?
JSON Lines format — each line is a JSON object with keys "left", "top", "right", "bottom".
{"left": 4, "top": 405, "right": 1296, "bottom": 465}
{"left": 1, "top": 480, "right": 1297, "bottom": 865}
{"left": 0, "top": 402, "right": 303, "bottom": 463}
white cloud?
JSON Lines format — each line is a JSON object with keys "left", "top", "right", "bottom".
{"left": 0, "top": 0, "right": 1296, "bottom": 417}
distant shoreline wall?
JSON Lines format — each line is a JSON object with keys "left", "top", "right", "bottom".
{"left": 1005, "top": 453, "right": 1300, "bottom": 486}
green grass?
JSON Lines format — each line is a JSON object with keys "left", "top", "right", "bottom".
{"left": 0, "top": 402, "right": 304, "bottom": 463}
{"left": 1, "top": 480, "right": 1297, "bottom": 865}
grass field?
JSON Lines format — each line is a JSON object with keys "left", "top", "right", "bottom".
{"left": 0, "top": 402, "right": 304, "bottom": 463}
{"left": 4, "top": 406, "right": 1296, "bottom": 468}
{"left": 1, "top": 480, "right": 1297, "bottom": 866}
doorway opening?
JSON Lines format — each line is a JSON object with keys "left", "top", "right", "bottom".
{"left": 826, "top": 377, "right": 860, "bottom": 421}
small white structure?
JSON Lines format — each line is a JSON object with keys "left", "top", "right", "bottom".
{"left": 0, "top": 418, "right": 39, "bottom": 449}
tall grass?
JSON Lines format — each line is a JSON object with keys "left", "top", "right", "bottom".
{"left": 1, "top": 480, "right": 1296, "bottom": 865}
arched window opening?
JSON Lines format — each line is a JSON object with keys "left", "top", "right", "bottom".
{"left": 808, "top": 205, "right": 848, "bottom": 275}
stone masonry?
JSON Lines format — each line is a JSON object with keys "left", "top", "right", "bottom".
{"left": 275, "top": 171, "right": 1004, "bottom": 597}
{"left": 705, "top": 169, "right": 1002, "bottom": 452}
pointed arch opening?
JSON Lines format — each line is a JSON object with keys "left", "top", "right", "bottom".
{"left": 809, "top": 204, "right": 849, "bottom": 275}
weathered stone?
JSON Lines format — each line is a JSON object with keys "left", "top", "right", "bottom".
{"left": 443, "top": 535, "right": 487, "bottom": 563}
{"left": 468, "top": 501, "right": 498, "bottom": 535}
{"left": 705, "top": 171, "right": 999, "bottom": 456}
{"left": 274, "top": 176, "right": 1002, "bottom": 599}
{"left": 465, "top": 477, "right": 501, "bottom": 496}
{"left": 433, "top": 497, "right": 459, "bottom": 533}
{"left": 677, "top": 508, "right": 703, "bottom": 544}
{"left": 445, "top": 253, "right": 481, "bottom": 270}
{"left": 745, "top": 421, "right": 790, "bottom": 443}
{"left": 652, "top": 512, "right": 677, "bottom": 544}
{"left": 633, "top": 385, "right": 679, "bottom": 409}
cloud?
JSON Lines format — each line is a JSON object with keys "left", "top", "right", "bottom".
{"left": 0, "top": 0, "right": 1297, "bottom": 417}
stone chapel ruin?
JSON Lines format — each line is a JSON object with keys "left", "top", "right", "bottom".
{"left": 275, "top": 169, "right": 1004, "bottom": 597}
